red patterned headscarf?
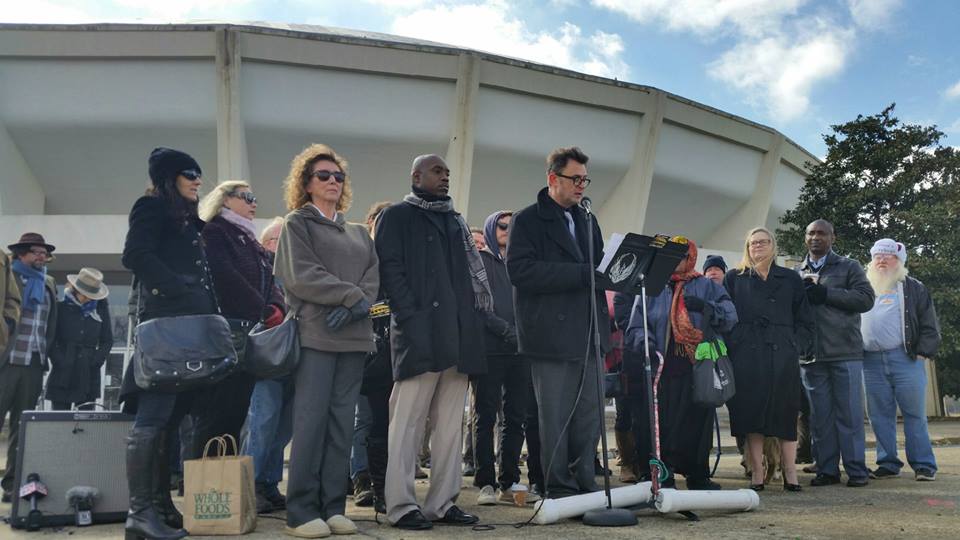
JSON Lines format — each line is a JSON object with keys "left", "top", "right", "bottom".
{"left": 669, "top": 239, "right": 703, "bottom": 361}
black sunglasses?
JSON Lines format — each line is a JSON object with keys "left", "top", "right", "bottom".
{"left": 496, "top": 221, "right": 510, "bottom": 231}
{"left": 310, "top": 170, "right": 346, "bottom": 183}
{"left": 231, "top": 191, "right": 257, "bottom": 205}
{"left": 554, "top": 172, "right": 591, "bottom": 187}
{"left": 180, "top": 169, "right": 201, "bottom": 181}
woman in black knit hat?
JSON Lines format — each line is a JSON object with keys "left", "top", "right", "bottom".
{"left": 119, "top": 147, "right": 211, "bottom": 540}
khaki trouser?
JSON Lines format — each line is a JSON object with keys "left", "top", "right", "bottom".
{"left": 385, "top": 366, "right": 468, "bottom": 523}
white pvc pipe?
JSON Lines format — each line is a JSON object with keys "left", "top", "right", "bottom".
{"left": 654, "top": 488, "right": 760, "bottom": 513}
{"left": 533, "top": 482, "right": 653, "bottom": 525}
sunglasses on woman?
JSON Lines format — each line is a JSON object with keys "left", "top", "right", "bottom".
{"left": 180, "top": 169, "right": 201, "bottom": 181}
{"left": 310, "top": 170, "right": 346, "bottom": 183}
{"left": 496, "top": 221, "right": 510, "bottom": 231}
{"left": 230, "top": 191, "right": 257, "bottom": 205}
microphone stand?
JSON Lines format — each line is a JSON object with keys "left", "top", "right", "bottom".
{"left": 581, "top": 201, "right": 638, "bottom": 527}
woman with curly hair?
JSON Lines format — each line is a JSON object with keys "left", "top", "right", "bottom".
{"left": 273, "top": 144, "right": 379, "bottom": 538}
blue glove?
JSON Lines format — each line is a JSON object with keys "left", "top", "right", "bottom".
{"left": 326, "top": 306, "right": 352, "bottom": 331}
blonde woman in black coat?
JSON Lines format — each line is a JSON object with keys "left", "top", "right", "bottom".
{"left": 724, "top": 227, "right": 814, "bottom": 492}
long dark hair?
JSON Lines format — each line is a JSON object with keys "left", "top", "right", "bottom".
{"left": 147, "top": 176, "right": 199, "bottom": 228}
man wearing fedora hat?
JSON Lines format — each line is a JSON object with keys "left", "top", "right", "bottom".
{"left": 1, "top": 232, "right": 59, "bottom": 502}
{"left": 46, "top": 268, "right": 112, "bottom": 412}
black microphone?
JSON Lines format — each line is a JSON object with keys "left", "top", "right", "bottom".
{"left": 19, "top": 472, "right": 48, "bottom": 531}
{"left": 580, "top": 196, "right": 593, "bottom": 214}
{"left": 66, "top": 486, "right": 100, "bottom": 527}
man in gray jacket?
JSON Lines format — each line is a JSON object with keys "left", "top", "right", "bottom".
{"left": 796, "top": 220, "right": 874, "bottom": 487}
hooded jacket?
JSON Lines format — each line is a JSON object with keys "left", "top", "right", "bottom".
{"left": 480, "top": 211, "right": 518, "bottom": 356}
{"left": 273, "top": 205, "right": 379, "bottom": 354}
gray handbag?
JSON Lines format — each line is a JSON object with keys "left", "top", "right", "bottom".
{"left": 243, "top": 270, "right": 301, "bottom": 379}
{"left": 244, "top": 314, "right": 300, "bottom": 379}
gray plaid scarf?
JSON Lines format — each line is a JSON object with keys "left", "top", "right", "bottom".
{"left": 403, "top": 192, "right": 494, "bottom": 313}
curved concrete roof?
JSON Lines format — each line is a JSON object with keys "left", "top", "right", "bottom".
{"left": 0, "top": 22, "right": 817, "bottom": 272}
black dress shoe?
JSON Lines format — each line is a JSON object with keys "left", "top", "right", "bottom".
{"left": 783, "top": 481, "right": 802, "bottom": 492}
{"left": 1, "top": 491, "right": 10, "bottom": 503}
{"left": 810, "top": 474, "right": 841, "bottom": 487}
{"left": 750, "top": 483, "right": 765, "bottom": 492}
{"left": 686, "top": 478, "right": 722, "bottom": 491}
{"left": 435, "top": 505, "right": 479, "bottom": 525}
{"left": 846, "top": 477, "right": 869, "bottom": 487}
{"left": 395, "top": 509, "right": 433, "bottom": 530}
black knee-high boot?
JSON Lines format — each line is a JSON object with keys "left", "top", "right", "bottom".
{"left": 153, "top": 430, "right": 184, "bottom": 529}
{"left": 367, "top": 436, "right": 388, "bottom": 514}
{"left": 125, "top": 427, "right": 187, "bottom": 540}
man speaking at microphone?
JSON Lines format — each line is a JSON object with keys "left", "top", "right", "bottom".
{"left": 507, "top": 147, "right": 610, "bottom": 499}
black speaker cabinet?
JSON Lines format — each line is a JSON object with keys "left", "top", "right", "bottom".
{"left": 10, "top": 410, "right": 133, "bottom": 529}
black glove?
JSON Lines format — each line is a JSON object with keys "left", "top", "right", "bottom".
{"left": 683, "top": 294, "right": 706, "bottom": 312}
{"left": 805, "top": 283, "right": 828, "bottom": 305}
{"left": 326, "top": 306, "right": 352, "bottom": 331}
{"left": 503, "top": 327, "right": 518, "bottom": 347}
{"left": 348, "top": 297, "right": 372, "bottom": 322}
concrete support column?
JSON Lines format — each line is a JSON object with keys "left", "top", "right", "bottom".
{"left": 597, "top": 90, "right": 665, "bottom": 234}
{"left": 704, "top": 133, "right": 785, "bottom": 249}
{"left": 215, "top": 28, "right": 250, "bottom": 181}
{"left": 0, "top": 119, "right": 44, "bottom": 214}
{"left": 445, "top": 53, "right": 479, "bottom": 220}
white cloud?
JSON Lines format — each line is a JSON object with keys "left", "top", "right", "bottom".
{"left": 847, "top": 0, "right": 902, "bottom": 29}
{"left": 708, "top": 23, "right": 852, "bottom": 121}
{"left": 0, "top": 0, "right": 98, "bottom": 23}
{"left": 591, "top": 0, "right": 806, "bottom": 38}
{"left": 113, "top": 0, "right": 253, "bottom": 20}
{"left": 592, "top": 0, "right": 904, "bottom": 122}
{"left": 390, "top": 1, "right": 629, "bottom": 79}
{"left": 944, "top": 80, "right": 960, "bottom": 100}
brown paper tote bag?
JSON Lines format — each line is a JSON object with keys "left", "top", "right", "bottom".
{"left": 183, "top": 434, "right": 257, "bottom": 535}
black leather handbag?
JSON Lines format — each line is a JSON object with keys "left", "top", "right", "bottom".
{"left": 243, "top": 270, "right": 301, "bottom": 380}
{"left": 131, "top": 244, "right": 239, "bottom": 392}
{"left": 133, "top": 313, "right": 239, "bottom": 392}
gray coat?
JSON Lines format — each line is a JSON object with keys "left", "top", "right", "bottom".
{"left": 274, "top": 206, "right": 379, "bottom": 354}
{"left": 796, "top": 252, "right": 874, "bottom": 362}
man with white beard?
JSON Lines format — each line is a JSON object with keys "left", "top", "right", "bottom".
{"left": 862, "top": 238, "right": 941, "bottom": 482}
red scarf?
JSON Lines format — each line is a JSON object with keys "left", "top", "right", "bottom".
{"left": 669, "top": 241, "right": 703, "bottom": 362}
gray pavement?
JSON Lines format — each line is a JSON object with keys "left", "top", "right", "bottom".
{"left": 3, "top": 414, "right": 960, "bottom": 539}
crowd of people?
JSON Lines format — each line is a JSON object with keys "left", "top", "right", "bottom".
{"left": 0, "top": 143, "right": 943, "bottom": 540}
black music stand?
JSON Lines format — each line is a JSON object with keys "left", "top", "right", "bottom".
{"left": 584, "top": 233, "right": 687, "bottom": 527}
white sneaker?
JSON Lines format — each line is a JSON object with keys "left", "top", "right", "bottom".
{"left": 284, "top": 517, "right": 331, "bottom": 538}
{"left": 326, "top": 515, "right": 358, "bottom": 535}
{"left": 498, "top": 483, "right": 541, "bottom": 504}
{"left": 477, "top": 485, "right": 497, "bottom": 506}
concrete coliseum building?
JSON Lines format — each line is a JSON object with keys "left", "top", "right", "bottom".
{"left": 0, "top": 22, "right": 815, "bottom": 265}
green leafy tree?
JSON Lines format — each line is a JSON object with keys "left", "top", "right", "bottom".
{"left": 778, "top": 104, "right": 960, "bottom": 400}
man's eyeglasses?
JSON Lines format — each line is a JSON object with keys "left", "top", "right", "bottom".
{"left": 180, "top": 169, "right": 201, "bottom": 181}
{"left": 230, "top": 191, "right": 257, "bottom": 205}
{"left": 554, "top": 172, "right": 591, "bottom": 188}
{"left": 496, "top": 221, "right": 510, "bottom": 231}
{"left": 28, "top": 248, "right": 49, "bottom": 258}
{"left": 310, "top": 170, "right": 346, "bottom": 184}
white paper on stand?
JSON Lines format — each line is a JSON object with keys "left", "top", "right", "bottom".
{"left": 596, "top": 232, "right": 624, "bottom": 273}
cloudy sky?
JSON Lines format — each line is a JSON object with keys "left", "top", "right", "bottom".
{"left": 4, "top": 0, "right": 959, "bottom": 156}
